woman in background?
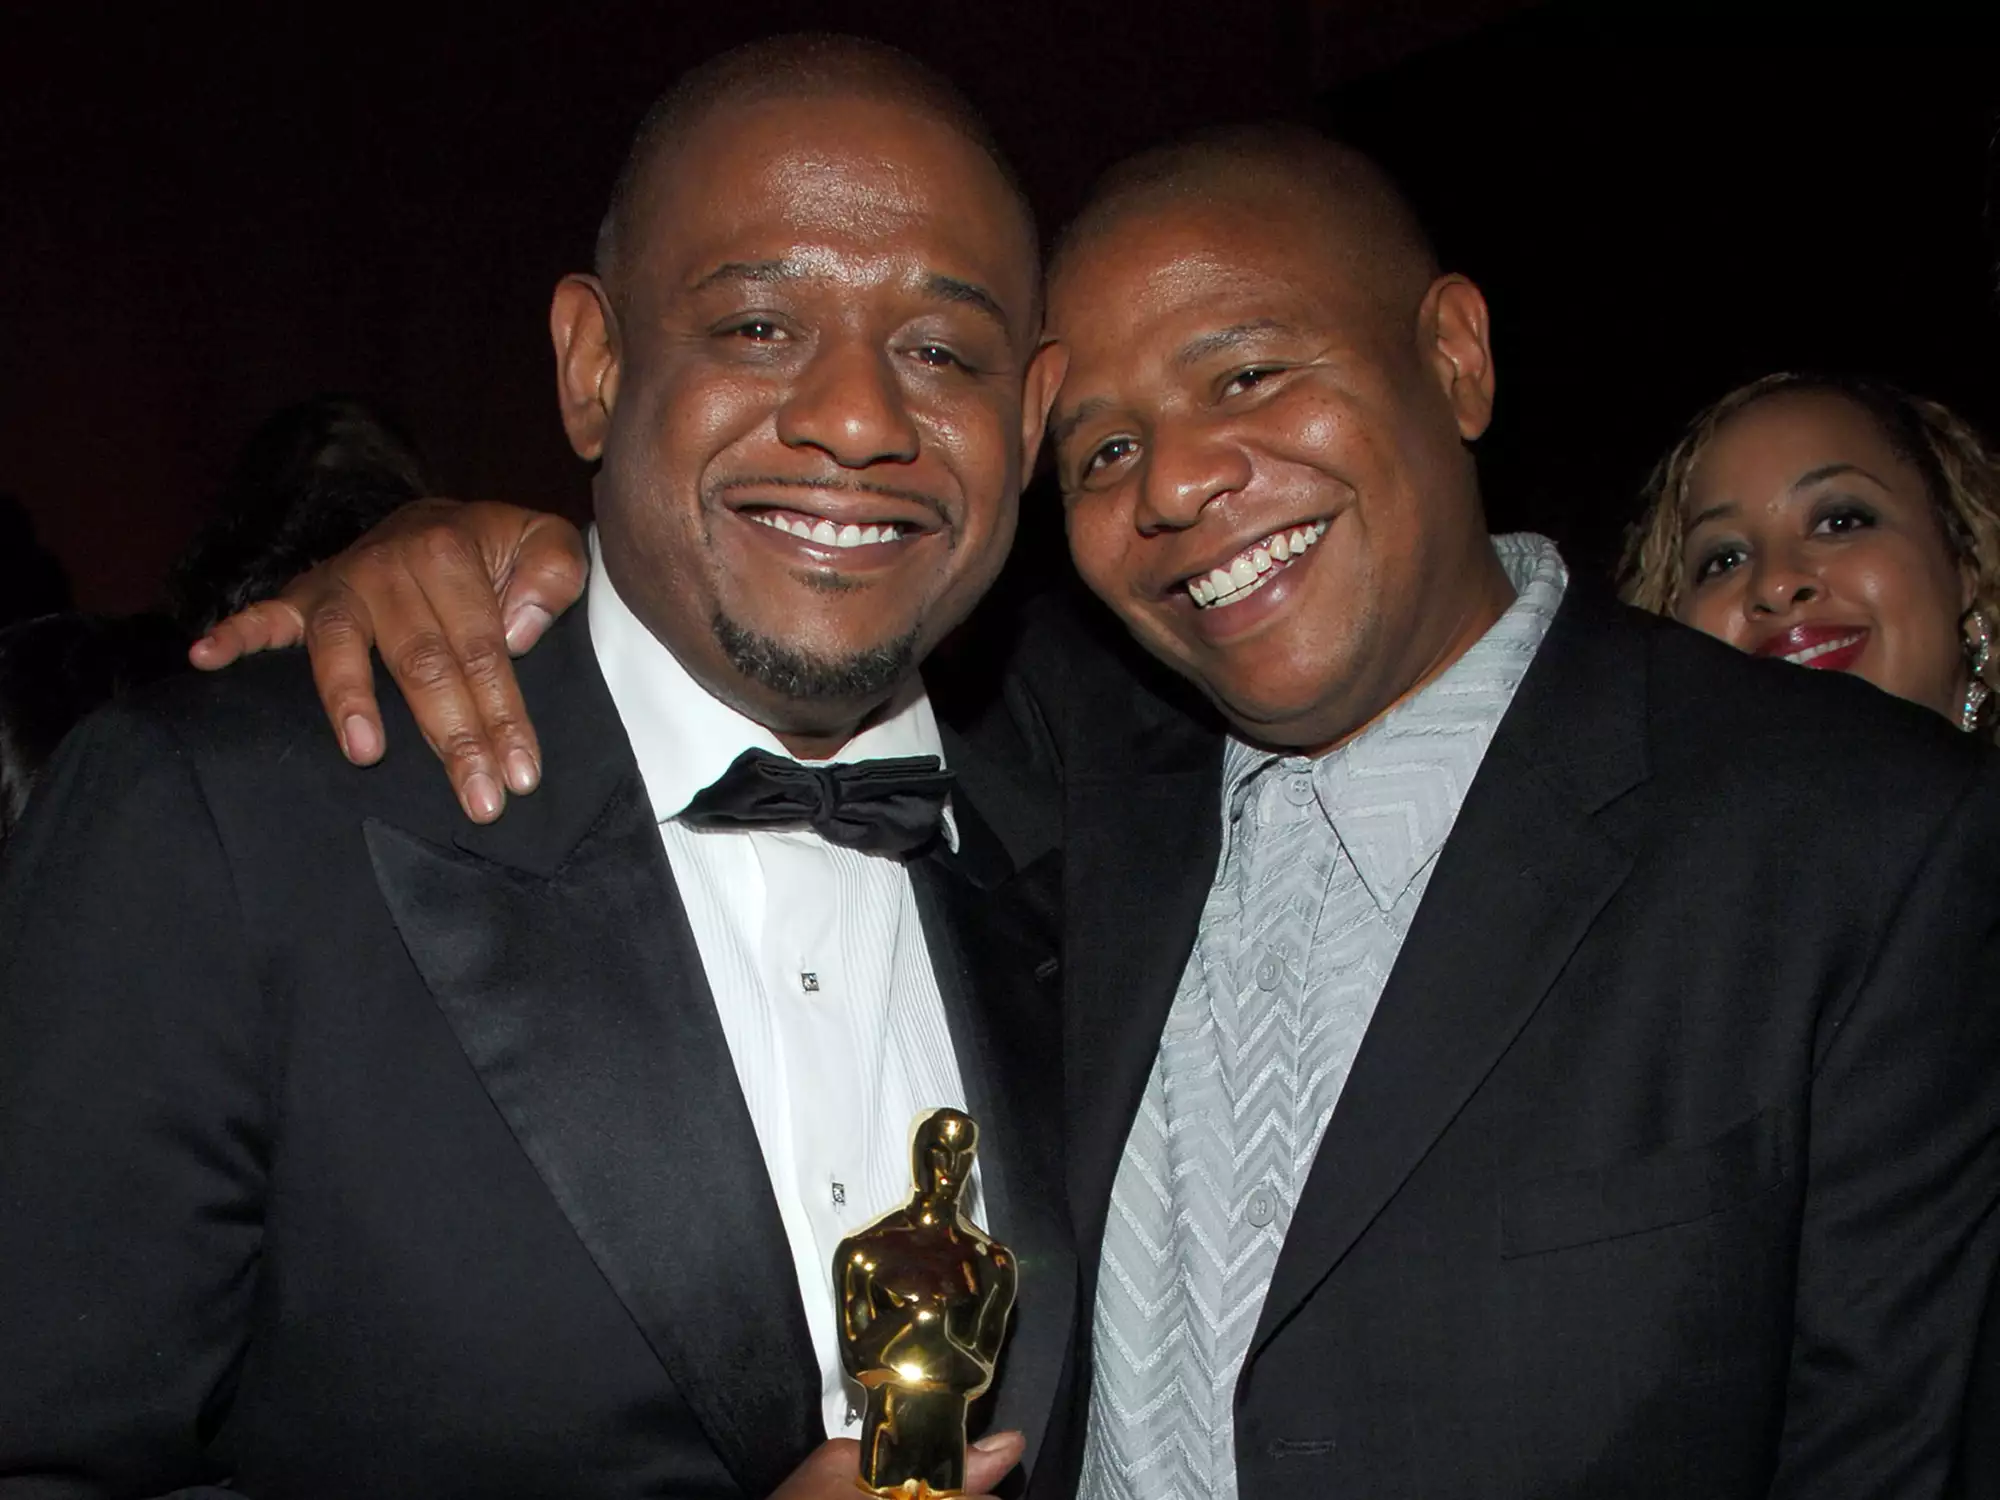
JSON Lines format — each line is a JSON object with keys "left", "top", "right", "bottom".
{"left": 1620, "top": 372, "right": 2000, "bottom": 735}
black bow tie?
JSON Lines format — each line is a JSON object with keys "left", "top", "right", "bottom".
{"left": 678, "top": 748, "right": 955, "bottom": 859}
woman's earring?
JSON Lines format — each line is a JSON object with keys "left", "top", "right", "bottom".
{"left": 1961, "top": 610, "right": 1992, "bottom": 733}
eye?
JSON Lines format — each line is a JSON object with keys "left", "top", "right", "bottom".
{"left": 1081, "top": 436, "right": 1140, "bottom": 479}
{"left": 1221, "top": 365, "right": 1284, "bottom": 398}
{"left": 1691, "top": 543, "right": 1747, "bottom": 584}
{"left": 1812, "top": 502, "right": 1877, "bottom": 536}
{"left": 909, "top": 342, "right": 969, "bottom": 371}
{"left": 721, "top": 318, "right": 786, "bottom": 343}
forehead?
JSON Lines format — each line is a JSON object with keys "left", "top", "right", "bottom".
{"left": 631, "top": 95, "right": 1035, "bottom": 316}
{"left": 1690, "top": 392, "right": 1912, "bottom": 498}
{"left": 1050, "top": 198, "right": 1370, "bottom": 364}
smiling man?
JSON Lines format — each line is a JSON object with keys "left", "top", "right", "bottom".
{"left": 0, "top": 37, "right": 1072, "bottom": 1500}
{"left": 1037, "top": 133, "right": 1999, "bottom": 1500}
{"left": 173, "top": 127, "right": 1999, "bottom": 1496}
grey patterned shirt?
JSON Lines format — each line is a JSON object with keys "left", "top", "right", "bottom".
{"left": 1079, "top": 533, "right": 1569, "bottom": 1500}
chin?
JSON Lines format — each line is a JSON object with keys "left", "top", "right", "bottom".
{"left": 1201, "top": 688, "right": 1322, "bottom": 747}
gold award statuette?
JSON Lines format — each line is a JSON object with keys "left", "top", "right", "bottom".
{"left": 835, "top": 1108, "right": 1018, "bottom": 1499}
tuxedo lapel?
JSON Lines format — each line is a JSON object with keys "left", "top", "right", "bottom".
{"left": 909, "top": 788, "right": 1074, "bottom": 1475}
{"left": 364, "top": 613, "right": 819, "bottom": 1499}
{"left": 1251, "top": 590, "right": 1649, "bottom": 1352}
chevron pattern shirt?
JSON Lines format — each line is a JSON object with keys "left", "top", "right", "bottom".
{"left": 1079, "top": 533, "right": 1569, "bottom": 1500}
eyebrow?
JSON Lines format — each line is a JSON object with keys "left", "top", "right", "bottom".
{"left": 1049, "top": 396, "right": 1113, "bottom": 450}
{"left": 687, "top": 262, "right": 1012, "bottom": 331}
{"left": 924, "top": 273, "right": 1011, "bottom": 330}
{"left": 1792, "top": 461, "right": 1888, "bottom": 492}
{"left": 1685, "top": 461, "right": 1894, "bottom": 534}
{"left": 1049, "top": 319, "right": 1305, "bottom": 451}
{"left": 1173, "top": 319, "right": 1296, "bottom": 369}
{"left": 690, "top": 259, "right": 796, "bottom": 292}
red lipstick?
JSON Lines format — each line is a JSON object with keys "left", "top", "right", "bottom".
{"left": 1752, "top": 623, "right": 1870, "bottom": 674}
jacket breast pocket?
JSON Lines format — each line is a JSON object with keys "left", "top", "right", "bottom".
{"left": 1498, "top": 1105, "right": 1791, "bottom": 1259}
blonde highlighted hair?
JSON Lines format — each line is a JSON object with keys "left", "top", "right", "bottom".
{"left": 1617, "top": 373, "right": 2000, "bottom": 728}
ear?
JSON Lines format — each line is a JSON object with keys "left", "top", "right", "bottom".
{"left": 550, "top": 274, "right": 620, "bottom": 461}
{"left": 1420, "top": 274, "right": 1496, "bottom": 442}
{"left": 1018, "top": 338, "right": 1070, "bottom": 471}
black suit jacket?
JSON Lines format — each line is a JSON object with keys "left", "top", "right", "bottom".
{"left": 1017, "top": 584, "right": 2000, "bottom": 1499}
{"left": 0, "top": 609, "right": 1076, "bottom": 1499}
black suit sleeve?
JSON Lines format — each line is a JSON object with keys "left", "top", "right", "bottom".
{"left": 0, "top": 707, "right": 267, "bottom": 1496}
{"left": 1772, "top": 768, "right": 2000, "bottom": 1497}
{"left": 1956, "top": 1276, "right": 2000, "bottom": 1496}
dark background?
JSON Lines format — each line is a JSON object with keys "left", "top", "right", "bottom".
{"left": 5, "top": 0, "right": 1997, "bottom": 616}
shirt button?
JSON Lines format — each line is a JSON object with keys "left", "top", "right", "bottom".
{"left": 1283, "top": 774, "right": 1316, "bottom": 807}
{"left": 1246, "top": 1188, "right": 1277, "bottom": 1228}
{"left": 1254, "top": 954, "right": 1282, "bottom": 991}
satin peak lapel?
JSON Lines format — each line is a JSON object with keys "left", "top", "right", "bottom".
{"left": 365, "top": 776, "right": 820, "bottom": 1498}
{"left": 910, "top": 792, "right": 1075, "bottom": 1478}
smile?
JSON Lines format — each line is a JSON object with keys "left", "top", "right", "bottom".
{"left": 1783, "top": 631, "right": 1866, "bottom": 667}
{"left": 1753, "top": 623, "right": 1870, "bottom": 673}
{"left": 1186, "top": 521, "right": 1329, "bottom": 609}
{"left": 747, "top": 508, "right": 910, "bottom": 549}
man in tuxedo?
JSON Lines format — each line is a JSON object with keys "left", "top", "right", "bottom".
{"left": 193, "top": 129, "right": 2000, "bottom": 1494}
{"left": 0, "top": 37, "right": 1076, "bottom": 1500}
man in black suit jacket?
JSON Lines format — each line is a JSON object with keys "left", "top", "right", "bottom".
{"left": 1030, "top": 127, "right": 2000, "bottom": 1498}
{"left": 0, "top": 37, "right": 1075, "bottom": 1500}
{"left": 186, "top": 129, "right": 2000, "bottom": 1495}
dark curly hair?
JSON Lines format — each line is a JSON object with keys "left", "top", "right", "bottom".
{"left": 1618, "top": 372, "right": 2000, "bottom": 734}
{"left": 166, "top": 395, "right": 433, "bottom": 636}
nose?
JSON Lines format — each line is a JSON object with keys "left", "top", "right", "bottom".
{"left": 775, "top": 337, "right": 921, "bottom": 468}
{"left": 1747, "top": 546, "right": 1820, "bottom": 615}
{"left": 1134, "top": 419, "right": 1251, "bottom": 534}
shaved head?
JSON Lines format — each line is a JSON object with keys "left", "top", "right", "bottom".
{"left": 1044, "top": 121, "right": 1508, "bottom": 752}
{"left": 549, "top": 30, "right": 1057, "bottom": 758}
{"left": 1053, "top": 124, "right": 1439, "bottom": 323}
{"left": 596, "top": 33, "right": 1037, "bottom": 311}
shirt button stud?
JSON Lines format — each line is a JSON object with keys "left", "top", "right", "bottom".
{"left": 1284, "top": 774, "right": 1316, "bottom": 807}
{"left": 1246, "top": 1188, "right": 1277, "bottom": 1228}
{"left": 1254, "top": 954, "right": 1282, "bottom": 991}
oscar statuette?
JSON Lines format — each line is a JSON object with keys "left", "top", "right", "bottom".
{"left": 834, "top": 1108, "right": 1017, "bottom": 1499}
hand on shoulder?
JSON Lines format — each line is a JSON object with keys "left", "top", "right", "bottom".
{"left": 189, "top": 497, "right": 587, "bottom": 823}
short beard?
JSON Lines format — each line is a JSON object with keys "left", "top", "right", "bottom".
{"left": 711, "top": 611, "right": 919, "bottom": 705}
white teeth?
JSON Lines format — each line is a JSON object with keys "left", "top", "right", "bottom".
{"left": 1782, "top": 631, "right": 1865, "bottom": 666}
{"left": 1185, "top": 517, "right": 1331, "bottom": 609}
{"left": 752, "top": 513, "right": 907, "bottom": 549}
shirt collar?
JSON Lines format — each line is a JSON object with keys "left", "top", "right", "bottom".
{"left": 585, "top": 528, "right": 957, "bottom": 848}
{"left": 1222, "top": 531, "right": 1568, "bottom": 911}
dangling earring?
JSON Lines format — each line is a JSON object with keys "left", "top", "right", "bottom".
{"left": 1961, "top": 610, "right": 1991, "bottom": 733}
